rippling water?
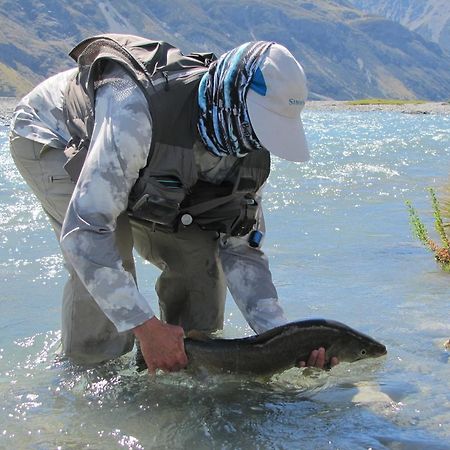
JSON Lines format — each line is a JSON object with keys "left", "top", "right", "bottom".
{"left": 1, "top": 111, "right": 449, "bottom": 449}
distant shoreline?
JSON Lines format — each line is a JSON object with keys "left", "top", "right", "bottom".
{"left": 1, "top": 97, "right": 449, "bottom": 126}
{"left": 306, "top": 100, "right": 450, "bottom": 115}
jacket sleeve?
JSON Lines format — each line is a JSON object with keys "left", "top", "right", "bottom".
{"left": 219, "top": 198, "right": 289, "bottom": 334}
{"left": 60, "top": 63, "right": 154, "bottom": 333}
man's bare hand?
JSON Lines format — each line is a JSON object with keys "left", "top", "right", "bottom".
{"left": 298, "top": 347, "right": 339, "bottom": 369}
{"left": 133, "top": 317, "right": 188, "bottom": 374}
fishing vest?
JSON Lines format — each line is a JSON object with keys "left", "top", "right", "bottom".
{"left": 63, "top": 34, "right": 270, "bottom": 236}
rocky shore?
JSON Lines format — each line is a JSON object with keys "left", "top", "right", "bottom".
{"left": 1, "top": 97, "right": 449, "bottom": 127}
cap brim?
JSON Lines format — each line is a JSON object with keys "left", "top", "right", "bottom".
{"left": 247, "top": 91, "right": 310, "bottom": 162}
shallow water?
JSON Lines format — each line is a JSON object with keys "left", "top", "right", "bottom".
{"left": 1, "top": 111, "right": 449, "bottom": 449}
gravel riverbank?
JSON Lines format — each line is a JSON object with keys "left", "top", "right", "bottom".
{"left": 1, "top": 97, "right": 449, "bottom": 127}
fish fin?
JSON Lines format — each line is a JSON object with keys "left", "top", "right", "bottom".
{"left": 186, "top": 330, "right": 212, "bottom": 341}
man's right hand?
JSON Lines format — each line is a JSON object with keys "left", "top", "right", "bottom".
{"left": 133, "top": 317, "right": 188, "bottom": 374}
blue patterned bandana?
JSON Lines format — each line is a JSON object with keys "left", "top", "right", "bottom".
{"left": 197, "top": 41, "right": 273, "bottom": 157}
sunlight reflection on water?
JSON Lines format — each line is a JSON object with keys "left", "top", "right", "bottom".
{"left": 1, "top": 112, "right": 450, "bottom": 449}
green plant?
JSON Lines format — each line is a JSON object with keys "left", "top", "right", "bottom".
{"left": 347, "top": 98, "right": 427, "bottom": 106}
{"left": 406, "top": 188, "right": 450, "bottom": 272}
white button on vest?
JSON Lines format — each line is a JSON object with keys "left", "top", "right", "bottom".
{"left": 181, "top": 214, "right": 193, "bottom": 226}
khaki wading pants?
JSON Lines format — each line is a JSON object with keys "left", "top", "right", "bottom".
{"left": 9, "top": 133, "right": 226, "bottom": 364}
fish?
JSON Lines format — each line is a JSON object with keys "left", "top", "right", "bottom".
{"left": 136, "top": 319, "right": 387, "bottom": 376}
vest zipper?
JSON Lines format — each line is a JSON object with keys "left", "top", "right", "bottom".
{"left": 152, "top": 67, "right": 206, "bottom": 89}
{"left": 162, "top": 71, "right": 169, "bottom": 91}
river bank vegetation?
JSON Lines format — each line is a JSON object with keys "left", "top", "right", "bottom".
{"left": 348, "top": 98, "right": 427, "bottom": 106}
{"left": 407, "top": 188, "right": 450, "bottom": 272}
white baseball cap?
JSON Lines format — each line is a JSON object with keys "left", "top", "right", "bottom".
{"left": 246, "top": 43, "right": 310, "bottom": 162}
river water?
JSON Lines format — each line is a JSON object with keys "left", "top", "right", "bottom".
{"left": 0, "top": 110, "right": 449, "bottom": 449}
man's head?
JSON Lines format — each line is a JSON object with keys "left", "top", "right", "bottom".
{"left": 197, "top": 41, "right": 309, "bottom": 163}
{"left": 246, "top": 44, "right": 309, "bottom": 162}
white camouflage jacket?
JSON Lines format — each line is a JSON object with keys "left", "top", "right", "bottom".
{"left": 11, "top": 63, "right": 288, "bottom": 334}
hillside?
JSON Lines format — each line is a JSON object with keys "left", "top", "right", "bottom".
{"left": 1, "top": 0, "right": 450, "bottom": 100}
{"left": 347, "top": 0, "right": 450, "bottom": 54}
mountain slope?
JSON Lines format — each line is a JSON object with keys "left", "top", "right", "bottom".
{"left": 1, "top": 0, "right": 450, "bottom": 100}
{"left": 347, "top": 0, "right": 450, "bottom": 54}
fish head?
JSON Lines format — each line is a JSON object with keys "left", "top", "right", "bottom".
{"left": 326, "top": 331, "right": 387, "bottom": 363}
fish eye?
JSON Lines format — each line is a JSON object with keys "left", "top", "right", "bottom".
{"left": 360, "top": 349, "right": 367, "bottom": 356}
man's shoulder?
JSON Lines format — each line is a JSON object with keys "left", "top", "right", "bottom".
{"left": 17, "top": 68, "right": 77, "bottom": 106}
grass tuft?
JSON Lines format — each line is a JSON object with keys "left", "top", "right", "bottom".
{"left": 406, "top": 188, "right": 450, "bottom": 272}
{"left": 348, "top": 98, "right": 427, "bottom": 106}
